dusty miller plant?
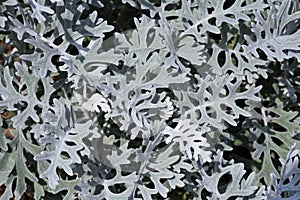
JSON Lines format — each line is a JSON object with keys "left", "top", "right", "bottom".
{"left": 0, "top": 0, "right": 300, "bottom": 199}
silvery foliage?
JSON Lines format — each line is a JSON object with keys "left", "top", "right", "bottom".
{"left": 0, "top": 0, "right": 299, "bottom": 199}
{"left": 266, "top": 145, "right": 300, "bottom": 200}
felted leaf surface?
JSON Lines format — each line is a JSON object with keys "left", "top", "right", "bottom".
{"left": 144, "top": 143, "right": 185, "bottom": 198}
{"left": 115, "top": 15, "right": 164, "bottom": 64}
{"left": 208, "top": 25, "right": 268, "bottom": 83}
{"left": 195, "top": 151, "right": 258, "bottom": 199}
{"left": 34, "top": 99, "right": 99, "bottom": 189}
{"left": 163, "top": 119, "right": 211, "bottom": 162}
{"left": 243, "top": 0, "right": 300, "bottom": 62}
{"left": 178, "top": 74, "right": 262, "bottom": 129}
{"left": 18, "top": 0, "right": 115, "bottom": 80}
{"left": 1, "top": 0, "right": 300, "bottom": 199}
{"left": 99, "top": 52, "right": 188, "bottom": 139}
{"left": 28, "top": 0, "right": 54, "bottom": 23}
{"left": 181, "top": 0, "right": 267, "bottom": 42}
{"left": 82, "top": 93, "right": 111, "bottom": 113}
{"left": 78, "top": 161, "right": 138, "bottom": 200}
{"left": 267, "top": 145, "right": 300, "bottom": 200}
{"left": 0, "top": 129, "right": 41, "bottom": 200}
{"left": 0, "top": 64, "right": 42, "bottom": 128}
{"left": 245, "top": 99, "right": 300, "bottom": 185}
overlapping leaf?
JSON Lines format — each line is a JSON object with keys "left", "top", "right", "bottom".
{"left": 0, "top": 64, "right": 42, "bottom": 128}
{"left": 266, "top": 145, "right": 300, "bottom": 199}
{"left": 34, "top": 99, "right": 99, "bottom": 189}
{"left": 177, "top": 74, "right": 262, "bottom": 129}
{"left": 245, "top": 99, "right": 300, "bottom": 185}
{"left": 243, "top": 0, "right": 300, "bottom": 62}
{"left": 163, "top": 119, "right": 211, "bottom": 162}
{"left": 180, "top": 0, "right": 267, "bottom": 42}
{"left": 0, "top": 128, "right": 43, "bottom": 200}
{"left": 192, "top": 151, "right": 258, "bottom": 199}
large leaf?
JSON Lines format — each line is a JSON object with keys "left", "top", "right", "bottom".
{"left": 163, "top": 119, "right": 211, "bottom": 162}
{"left": 245, "top": 99, "right": 300, "bottom": 185}
{"left": 0, "top": 64, "right": 43, "bottom": 128}
{"left": 243, "top": 0, "right": 300, "bottom": 62}
{"left": 192, "top": 151, "right": 258, "bottom": 199}
{"left": 266, "top": 145, "right": 300, "bottom": 199}
{"left": 176, "top": 74, "right": 262, "bottom": 129}
{"left": 0, "top": 128, "right": 42, "bottom": 200}
{"left": 34, "top": 99, "right": 99, "bottom": 189}
{"left": 180, "top": 0, "right": 267, "bottom": 42}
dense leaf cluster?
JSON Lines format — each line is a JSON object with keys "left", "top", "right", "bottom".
{"left": 0, "top": 0, "right": 299, "bottom": 199}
